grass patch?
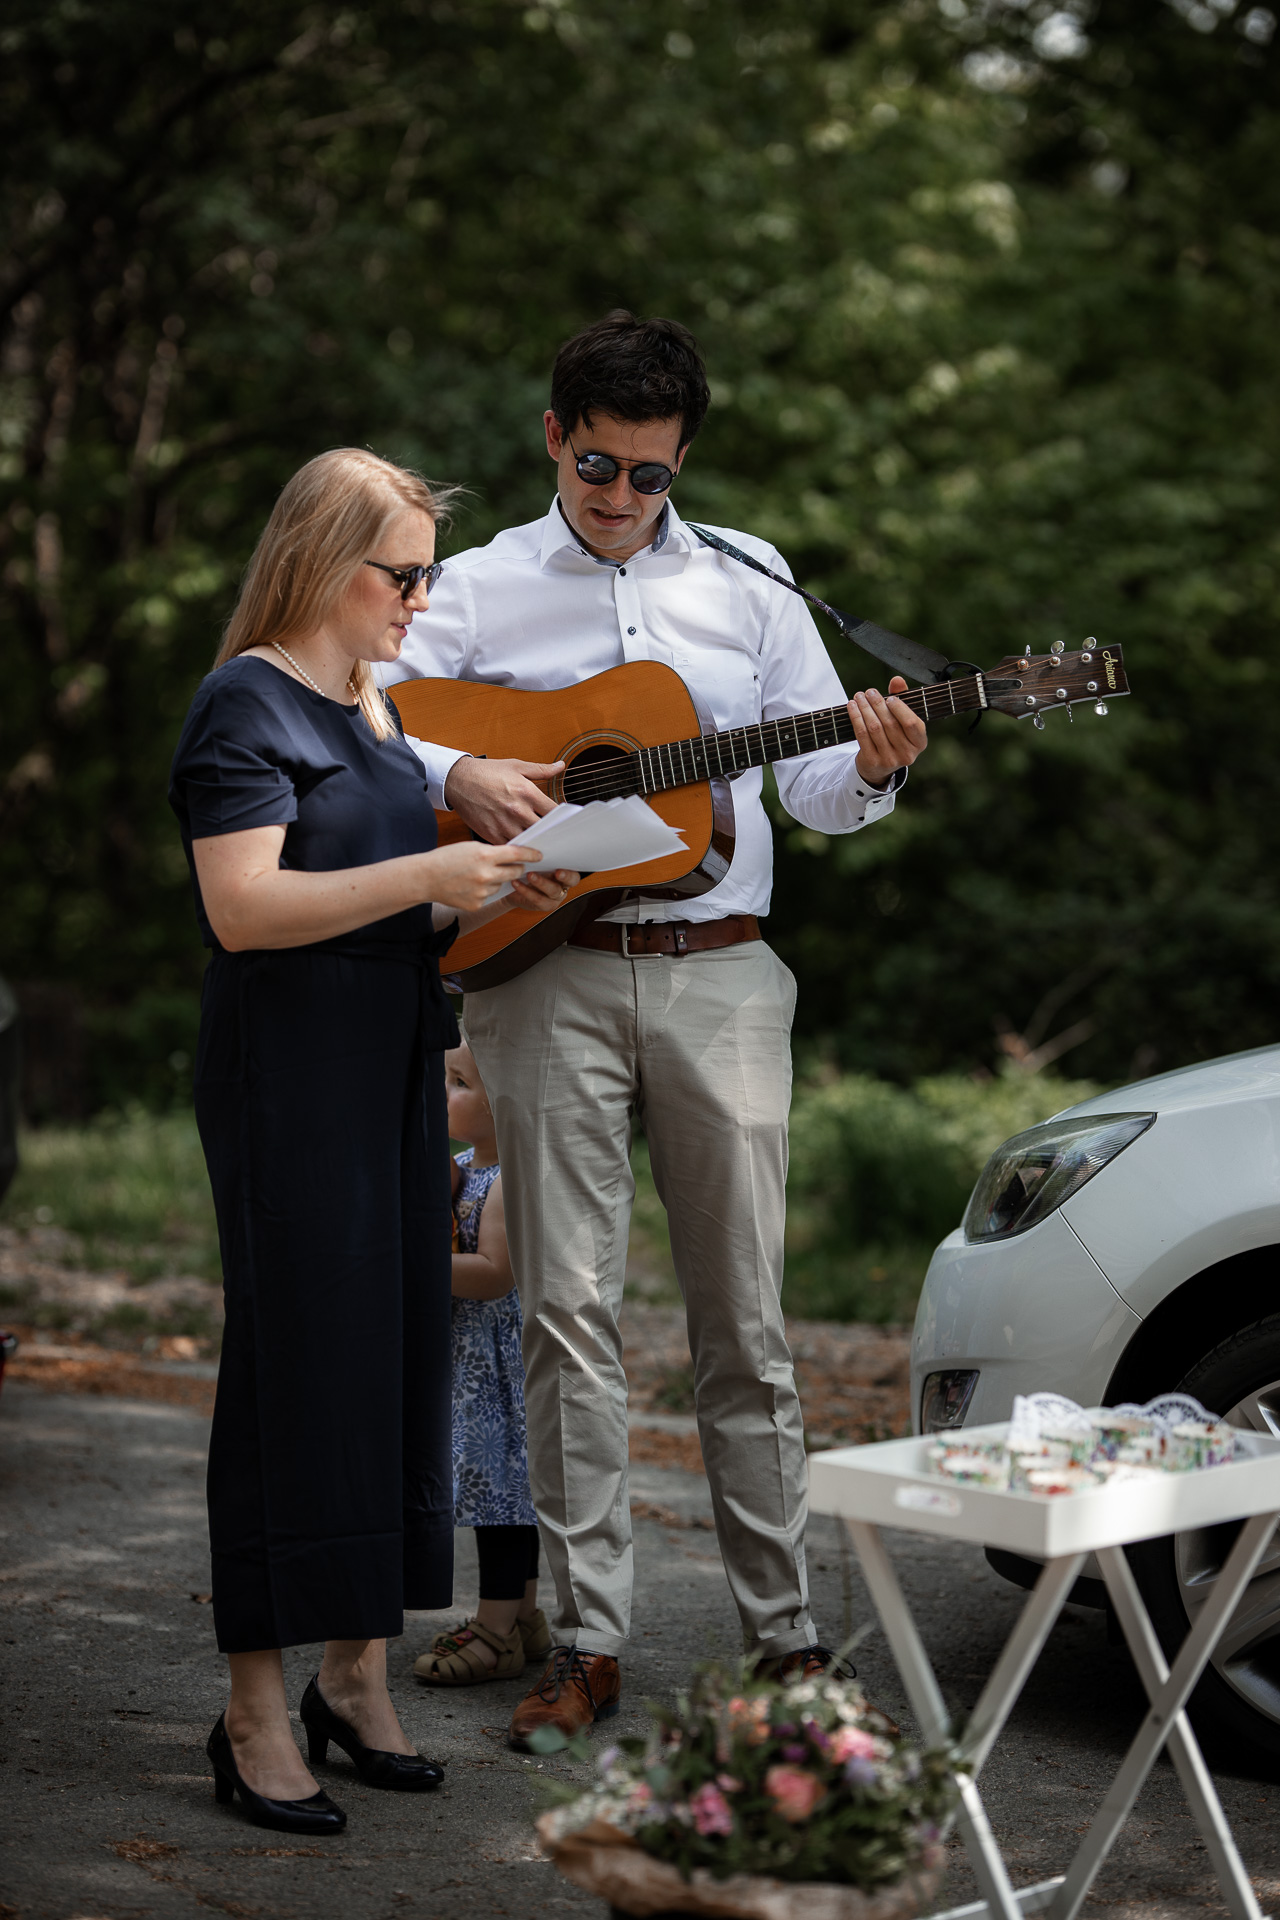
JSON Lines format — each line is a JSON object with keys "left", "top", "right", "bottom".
{"left": 650, "top": 1363, "right": 697, "bottom": 1413}
{"left": 1, "top": 1070, "right": 1099, "bottom": 1327}
{"left": 780, "top": 1244, "right": 938, "bottom": 1326}
{"left": 627, "top": 1133, "right": 678, "bottom": 1300}
{"left": 1, "top": 1107, "right": 221, "bottom": 1284}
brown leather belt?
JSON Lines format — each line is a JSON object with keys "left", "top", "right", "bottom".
{"left": 568, "top": 913, "right": 761, "bottom": 958}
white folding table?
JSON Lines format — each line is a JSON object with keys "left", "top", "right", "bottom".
{"left": 809, "top": 1421, "right": 1280, "bottom": 1920}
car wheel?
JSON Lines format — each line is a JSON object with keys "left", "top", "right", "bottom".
{"left": 1128, "top": 1315, "right": 1280, "bottom": 1773}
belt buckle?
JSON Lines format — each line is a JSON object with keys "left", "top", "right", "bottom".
{"left": 622, "top": 922, "right": 666, "bottom": 957}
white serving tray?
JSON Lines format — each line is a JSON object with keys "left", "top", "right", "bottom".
{"left": 808, "top": 1417, "right": 1280, "bottom": 1556}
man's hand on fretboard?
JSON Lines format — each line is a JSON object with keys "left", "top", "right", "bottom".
{"left": 847, "top": 676, "right": 929, "bottom": 790}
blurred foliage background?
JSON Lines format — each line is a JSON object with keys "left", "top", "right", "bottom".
{"left": 2, "top": 0, "right": 1278, "bottom": 1247}
{"left": 1, "top": 1072, "right": 1087, "bottom": 1331}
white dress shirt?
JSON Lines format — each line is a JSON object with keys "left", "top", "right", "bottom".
{"left": 381, "top": 499, "right": 903, "bottom": 924}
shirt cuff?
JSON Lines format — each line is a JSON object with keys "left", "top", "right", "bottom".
{"left": 405, "top": 737, "right": 470, "bottom": 812}
{"left": 858, "top": 763, "right": 907, "bottom": 804}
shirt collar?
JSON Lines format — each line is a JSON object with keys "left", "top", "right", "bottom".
{"left": 541, "top": 496, "right": 689, "bottom": 570}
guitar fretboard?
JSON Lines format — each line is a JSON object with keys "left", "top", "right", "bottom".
{"left": 560, "top": 671, "right": 986, "bottom": 804}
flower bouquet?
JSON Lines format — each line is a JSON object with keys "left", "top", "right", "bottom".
{"left": 536, "top": 1663, "right": 958, "bottom": 1919}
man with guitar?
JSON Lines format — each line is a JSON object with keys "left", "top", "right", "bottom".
{"left": 385, "top": 312, "right": 928, "bottom": 1746}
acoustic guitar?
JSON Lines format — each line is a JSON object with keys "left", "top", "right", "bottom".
{"left": 391, "top": 642, "right": 1129, "bottom": 993}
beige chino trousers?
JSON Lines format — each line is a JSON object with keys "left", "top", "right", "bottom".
{"left": 463, "top": 938, "right": 817, "bottom": 1660}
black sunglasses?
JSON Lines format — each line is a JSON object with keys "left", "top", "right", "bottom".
{"left": 567, "top": 434, "right": 677, "bottom": 497}
{"left": 364, "top": 559, "right": 444, "bottom": 600}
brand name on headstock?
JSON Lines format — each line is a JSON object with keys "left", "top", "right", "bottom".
{"left": 1102, "top": 649, "right": 1118, "bottom": 690}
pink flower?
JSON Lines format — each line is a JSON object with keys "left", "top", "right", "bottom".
{"left": 716, "top": 1773, "right": 742, "bottom": 1793}
{"left": 829, "top": 1726, "right": 879, "bottom": 1765}
{"left": 765, "top": 1764, "right": 826, "bottom": 1824}
{"left": 727, "top": 1696, "right": 772, "bottom": 1745}
{"left": 689, "top": 1782, "right": 735, "bottom": 1837}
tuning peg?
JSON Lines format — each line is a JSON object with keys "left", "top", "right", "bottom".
{"left": 1066, "top": 703, "right": 1074, "bottom": 722}
{"left": 1050, "top": 640, "right": 1065, "bottom": 657}
{"left": 1094, "top": 701, "right": 1108, "bottom": 717}
{"left": 1033, "top": 713, "right": 1045, "bottom": 730}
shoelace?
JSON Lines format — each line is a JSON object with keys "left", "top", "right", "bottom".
{"left": 789, "top": 1644, "right": 856, "bottom": 1681}
{"left": 534, "top": 1646, "right": 603, "bottom": 1704}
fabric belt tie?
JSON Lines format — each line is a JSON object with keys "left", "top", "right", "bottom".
{"left": 567, "top": 914, "right": 761, "bottom": 958}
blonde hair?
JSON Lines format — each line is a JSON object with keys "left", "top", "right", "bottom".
{"left": 216, "top": 448, "right": 460, "bottom": 741}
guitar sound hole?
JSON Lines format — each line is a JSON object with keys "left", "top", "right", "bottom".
{"left": 562, "top": 743, "right": 636, "bottom": 806}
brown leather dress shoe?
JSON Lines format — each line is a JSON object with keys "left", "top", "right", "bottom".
{"left": 752, "top": 1642, "right": 855, "bottom": 1684}
{"left": 507, "top": 1647, "right": 621, "bottom": 1750}
{"left": 753, "top": 1646, "right": 900, "bottom": 1737}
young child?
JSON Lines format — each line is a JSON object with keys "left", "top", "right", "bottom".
{"left": 413, "top": 1040, "right": 550, "bottom": 1685}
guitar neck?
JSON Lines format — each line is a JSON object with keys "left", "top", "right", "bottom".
{"left": 562, "top": 672, "right": 986, "bottom": 803}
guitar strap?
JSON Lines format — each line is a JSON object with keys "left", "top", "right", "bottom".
{"left": 687, "top": 523, "right": 951, "bottom": 686}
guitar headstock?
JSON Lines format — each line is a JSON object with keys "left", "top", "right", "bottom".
{"left": 982, "top": 641, "right": 1129, "bottom": 726}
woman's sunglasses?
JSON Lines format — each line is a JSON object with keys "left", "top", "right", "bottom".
{"left": 364, "top": 559, "right": 444, "bottom": 600}
{"left": 567, "top": 434, "right": 676, "bottom": 497}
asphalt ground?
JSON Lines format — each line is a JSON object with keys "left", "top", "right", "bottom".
{"left": 3, "top": 1379, "right": 1280, "bottom": 1920}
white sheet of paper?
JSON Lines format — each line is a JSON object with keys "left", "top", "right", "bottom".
{"left": 481, "top": 796, "right": 688, "bottom": 904}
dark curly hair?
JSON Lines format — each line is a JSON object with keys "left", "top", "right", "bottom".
{"left": 550, "top": 310, "right": 711, "bottom": 449}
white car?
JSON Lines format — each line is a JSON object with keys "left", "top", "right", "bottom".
{"left": 911, "top": 1044, "right": 1280, "bottom": 1766}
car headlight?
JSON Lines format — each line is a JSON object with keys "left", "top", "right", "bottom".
{"left": 920, "top": 1369, "right": 980, "bottom": 1433}
{"left": 963, "top": 1111, "right": 1156, "bottom": 1243}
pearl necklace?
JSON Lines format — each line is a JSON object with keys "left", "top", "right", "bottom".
{"left": 271, "top": 640, "right": 356, "bottom": 700}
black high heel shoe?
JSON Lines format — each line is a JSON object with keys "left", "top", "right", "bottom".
{"left": 300, "top": 1676, "right": 444, "bottom": 1792}
{"left": 206, "top": 1715, "right": 346, "bottom": 1834}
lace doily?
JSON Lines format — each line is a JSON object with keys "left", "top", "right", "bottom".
{"left": 1007, "top": 1389, "right": 1221, "bottom": 1449}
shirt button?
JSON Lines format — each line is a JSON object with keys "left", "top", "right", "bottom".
{"left": 627, "top": 626, "right": 636, "bottom": 636}
{"left": 619, "top": 567, "right": 627, "bottom": 576}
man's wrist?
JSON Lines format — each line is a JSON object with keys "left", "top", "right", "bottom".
{"left": 441, "top": 753, "right": 475, "bottom": 809}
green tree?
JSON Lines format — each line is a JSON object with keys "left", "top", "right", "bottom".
{"left": 2, "top": 0, "right": 1277, "bottom": 1107}
{"left": 764, "top": 0, "right": 1280, "bottom": 1081}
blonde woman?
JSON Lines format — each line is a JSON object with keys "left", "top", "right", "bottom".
{"left": 167, "top": 449, "right": 576, "bottom": 1836}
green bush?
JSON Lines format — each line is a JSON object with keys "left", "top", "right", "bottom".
{"left": 1, "top": 1077, "right": 1098, "bottom": 1327}
{"left": 781, "top": 1070, "right": 1099, "bottom": 1323}
{"left": 1, "top": 1106, "right": 220, "bottom": 1284}
{"left": 85, "top": 991, "right": 202, "bottom": 1114}
{"left": 630, "top": 1070, "right": 1100, "bottom": 1322}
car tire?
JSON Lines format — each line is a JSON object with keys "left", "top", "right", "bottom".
{"left": 1127, "top": 1314, "right": 1280, "bottom": 1775}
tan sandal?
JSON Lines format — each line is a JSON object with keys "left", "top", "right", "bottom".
{"left": 413, "top": 1616, "right": 525, "bottom": 1685}
{"left": 518, "top": 1607, "right": 552, "bottom": 1662}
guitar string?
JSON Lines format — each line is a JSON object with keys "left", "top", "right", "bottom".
{"left": 554, "top": 675, "right": 990, "bottom": 803}
{"left": 558, "top": 700, "right": 896, "bottom": 801}
{"left": 559, "top": 707, "right": 985, "bottom": 800}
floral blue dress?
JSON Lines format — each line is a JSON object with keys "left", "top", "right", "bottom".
{"left": 451, "top": 1150, "right": 537, "bottom": 1527}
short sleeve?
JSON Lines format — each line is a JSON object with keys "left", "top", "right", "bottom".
{"left": 170, "top": 676, "right": 299, "bottom": 838}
